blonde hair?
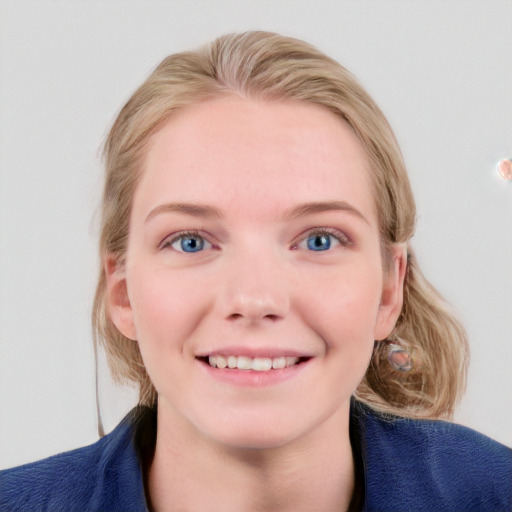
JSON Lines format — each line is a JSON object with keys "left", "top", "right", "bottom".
{"left": 93, "top": 31, "right": 468, "bottom": 418}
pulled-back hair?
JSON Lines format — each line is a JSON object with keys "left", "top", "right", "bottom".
{"left": 93, "top": 31, "right": 468, "bottom": 418}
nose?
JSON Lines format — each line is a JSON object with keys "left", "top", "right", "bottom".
{"left": 217, "top": 247, "right": 290, "bottom": 324}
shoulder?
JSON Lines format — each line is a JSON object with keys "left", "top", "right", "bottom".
{"left": 0, "top": 408, "right": 148, "bottom": 512}
{"left": 352, "top": 401, "right": 512, "bottom": 512}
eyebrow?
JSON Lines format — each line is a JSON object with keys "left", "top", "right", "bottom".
{"left": 145, "top": 202, "right": 223, "bottom": 223}
{"left": 282, "top": 200, "right": 369, "bottom": 224}
{"left": 145, "top": 200, "right": 369, "bottom": 224}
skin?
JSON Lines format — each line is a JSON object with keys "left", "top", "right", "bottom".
{"left": 106, "top": 97, "right": 406, "bottom": 511}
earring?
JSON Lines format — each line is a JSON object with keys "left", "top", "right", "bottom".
{"left": 386, "top": 336, "right": 414, "bottom": 372}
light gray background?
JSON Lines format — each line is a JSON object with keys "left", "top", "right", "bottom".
{"left": 1, "top": 0, "right": 511, "bottom": 469}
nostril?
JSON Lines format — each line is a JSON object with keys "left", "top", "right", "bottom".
{"left": 223, "top": 294, "right": 289, "bottom": 322}
{"left": 226, "top": 312, "right": 283, "bottom": 323}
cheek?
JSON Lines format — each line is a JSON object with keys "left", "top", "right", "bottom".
{"left": 297, "top": 260, "right": 383, "bottom": 345}
{"left": 126, "top": 264, "right": 211, "bottom": 348}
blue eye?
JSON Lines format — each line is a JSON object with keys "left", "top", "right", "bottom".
{"left": 169, "top": 233, "right": 211, "bottom": 253}
{"left": 307, "top": 233, "right": 332, "bottom": 251}
{"left": 296, "top": 230, "right": 346, "bottom": 252}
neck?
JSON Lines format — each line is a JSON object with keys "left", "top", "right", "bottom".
{"left": 147, "top": 403, "right": 356, "bottom": 512}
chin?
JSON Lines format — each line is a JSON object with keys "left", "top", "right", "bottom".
{"left": 194, "top": 410, "right": 309, "bottom": 451}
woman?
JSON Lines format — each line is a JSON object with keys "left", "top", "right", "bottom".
{"left": 1, "top": 31, "right": 510, "bottom": 512}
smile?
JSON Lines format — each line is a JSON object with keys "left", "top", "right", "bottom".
{"left": 196, "top": 354, "right": 312, "bottom": 371}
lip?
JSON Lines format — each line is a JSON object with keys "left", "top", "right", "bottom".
{"left": 196, "top": 355, "right": 314, "bottom": 387}
{"left": 195, "top": 346, "right": 314, "bottom": 359}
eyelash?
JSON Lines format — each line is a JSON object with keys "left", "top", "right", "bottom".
{"left": 292, "top": 228, "right": 351, "bottom": 251}
{"left": 159, "top": 228, "right": 351, "bottom": 253}
{"left": 159, "top": 231, "right": 214, "bottom": 252}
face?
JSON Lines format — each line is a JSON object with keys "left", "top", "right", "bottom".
{"left": 107, "top": 97, "right": 405, "bottom": 450}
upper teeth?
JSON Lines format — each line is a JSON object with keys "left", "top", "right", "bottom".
{"left": 208, "top": 355, "right": 299, "bottom": 371}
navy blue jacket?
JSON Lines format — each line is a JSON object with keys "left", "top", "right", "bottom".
{"left": 1, "top": 401, "right": 511, "bottom": 511}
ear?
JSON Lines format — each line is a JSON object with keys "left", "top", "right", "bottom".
{"left": 104, "top": 254, "right": 137, "bottom": 341}
{"left": 373, "top": 244, "right": 408, "bottom": 341}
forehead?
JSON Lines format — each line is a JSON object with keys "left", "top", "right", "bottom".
{"left": 135, "top": 96, "right": 376, "bottom": 223}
